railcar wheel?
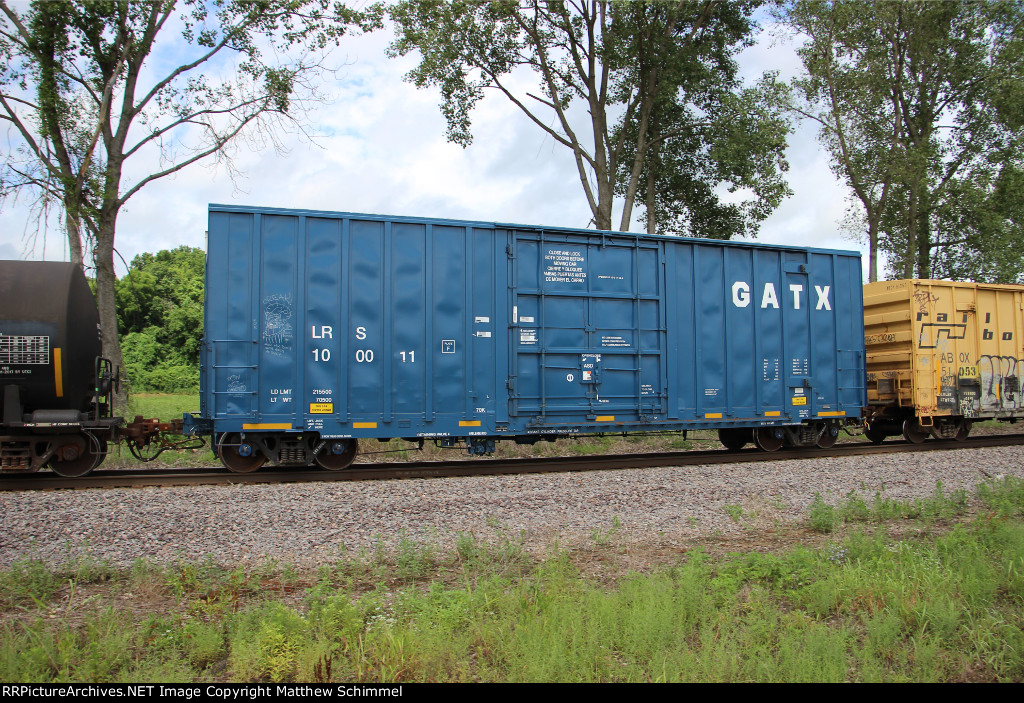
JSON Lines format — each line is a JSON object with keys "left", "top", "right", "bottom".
{"left": 717, "top": 428, "right": 750, "bottom": 451}
{"left": 816, "top": 423, "right": 839, "bottom": 449}
{"left": 902, "top": 420, "right": 929, "bottom": 444}
{"left": 48, "top": 433, "right": 102, "bottom": 477}
{"left": 956, "top": 420, "right": 972, "bottom": 442}
{"left": 864, "top": 426, "right": 887, "bottom": 444}
{"left": 217, "top": 433, "right": 266, "bottom": 473}
{"left": 754, "top": 427, "right": 785, "bottom": 452}
{"left": 315, "top": 439, "right": 359, "bottom": 470}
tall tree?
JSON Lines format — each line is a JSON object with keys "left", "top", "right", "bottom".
{"left": 783, "top": 0, "right": 1024, "bottom": 283}
{"left": 607, "top": 1, "right": 791, "bottom": 238}
{"left": 387, "top": 0, "right": 789, "bottom": 235}
{"left": 0, "top": 1, "right": 108, "bottom": 267}
{"left": 784, "top": 0, "right": 905, "bottom": 281}
{"left": 0, "top": 0, "right": 357, "bottom": 399}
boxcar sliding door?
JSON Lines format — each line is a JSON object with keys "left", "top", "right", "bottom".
{"left": 506, "top": 229, "right": 667, "bottom": 428}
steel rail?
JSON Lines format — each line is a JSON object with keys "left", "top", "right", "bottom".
{"left": 2, "top": 433, "right": 1022, "bottom": 492}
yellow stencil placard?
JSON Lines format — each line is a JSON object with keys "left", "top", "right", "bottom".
{"left": 792, "top": 396, "right": 807, "bottom": 406}
{"left": 309, "top": 403, "right": 333, "bottom": 414}
{"left": 53, "top": 347, "right": 63, "bottom": 398}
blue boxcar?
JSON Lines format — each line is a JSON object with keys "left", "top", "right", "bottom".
{"left": 186, "top": 205, "right": 866, "bottom": 470}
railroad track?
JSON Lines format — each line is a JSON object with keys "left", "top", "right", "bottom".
{"left": 2, "top": 432, "right": 1022, "bottom": 492}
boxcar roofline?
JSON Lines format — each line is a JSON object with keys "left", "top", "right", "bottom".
{"left": 207, "top": 203, "right": 863, "bottom": 260}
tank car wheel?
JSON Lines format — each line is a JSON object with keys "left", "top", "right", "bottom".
{"left": 902, "top": 420, "right": 929, "bottom": 444}
{"left": 956, "top": 420, "right": 972, "bottom": 442}
{"left": 864, "top": 426, "right": 887, "bottom": 444}
{"left": 816, "top": 423, "right": 839, "bottom": 449}
{"left": 754, "top": 427, "right": 785, "bottom": 452}
{"left": 717, "top": 428, "right": 750, "bottom": 452}
{"left": 314, "top": 439, "right": 359, "bottom": 470}
{"left": 48, "top": 433, "right": 102, "bottom": 477}
{"left": 217, "top": 433, "right": 266, "bottom": 473}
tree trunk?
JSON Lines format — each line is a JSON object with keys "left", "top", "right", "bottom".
{"left": 619, "top": 76, "right": 656, "bottom": 233}
{"left": 93, "top": 211, "right": 127, "bottom": 409}
{"left": 904, "top": 183, "right": 919, "bottom": 279}
{"left": 646, "top": 164, "right": 657, "bottom": 234}
{"left": 65, "top": 208, "right": 83, "bottom": 272}
{"left": 867, "top": 216, "right": 878, "bottom": 282}
{"left": 593, "top": 161, "right": 615, "bottom": 231}
{"left": 916, "top": 195, "right": 931, "bottom": 279}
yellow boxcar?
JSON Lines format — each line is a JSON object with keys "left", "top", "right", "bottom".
{"left": 863, "top": 279, "right": 1024, "bottom": 443}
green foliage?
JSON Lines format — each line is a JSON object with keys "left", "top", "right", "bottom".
{"left": 229, "top": 603, "right": 311, "bottom": 682}
{"left": 0, "top": 558, "right": 62, "bottom": 607}
{"left": 976, "top": 476, "right": 1024, "bottom": 517}
{"left": 785, "top": 0, "right": 1024, "bottom": 283}
{"left": 117, "top": 247, "right": 204, "bottom": 392}
{"left": 809, "top": 494, "right": 836, "bottom": 533}
{"left": 809, "top": 482, "right": 974, "bottom": 533}
{"left": 591, "top": 515, "right": 623, "bottom": 545}
{"left": 607, "top": 2, "right": 792, "bottom": 237}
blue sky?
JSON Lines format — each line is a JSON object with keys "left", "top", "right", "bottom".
{"left": 0, "top": 10, "right": 864, "bottom": 276}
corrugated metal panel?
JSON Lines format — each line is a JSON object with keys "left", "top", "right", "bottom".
{"left": 864, "top": 279, "right": 1024, "bottom": 421}
{"left": 195, "top": 205, "right": 866, "bottom": 445}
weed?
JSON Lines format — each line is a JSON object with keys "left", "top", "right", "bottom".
{"left": 0, "top": 558, "right": 61, "bottom": 607}
{"left": 669, "top": 437, "right": 693, "bottom": 450}
{"left": 977, "top": 476, "right": 1024, "bottom": 517}
{"left": 182, "top": 620, "right": 226, "bottom": 669}
{"left": 825, "top": 545, "right": 849, "bottom": 565}
{"left": 395, "top": 536, "right": 438, "bottom": 582}
{"left": 229, "top": 603, "right": 310, "bottom": 682}
{"left": 592, "top": 516, "right": 623, "bottom": 546}
{"left": 809, "top": 494, "right": 836, "bottom": 533}
{"left": 838, "top": 491, "right": 870, "bottom": 523}
{"left": 485, "top": 515, "right": 507, "bottom": 530}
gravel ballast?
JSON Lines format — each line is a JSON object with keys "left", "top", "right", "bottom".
{"left": 1, "top": 445, "right": 1022, "bottom": 569}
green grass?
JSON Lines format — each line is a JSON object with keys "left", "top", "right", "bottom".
{"left": 2, "top": 477, "right": 1023, "bottom": 682}
{"left": 809, "top": 481, "right": 972, "bottom": 534}
{"left": 125, "top": 392, "right": 200, "bottom": 423}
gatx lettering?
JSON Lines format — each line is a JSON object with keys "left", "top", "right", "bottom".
{"left": 731, "top": 282, "right": 831, "bottom": 311}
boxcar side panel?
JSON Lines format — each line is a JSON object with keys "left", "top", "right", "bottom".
{"left": 196, "top": 205, "right": 866, "bottom": 460}
{"left": 202, "top": 210, "right": 510, "bottom": 439}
